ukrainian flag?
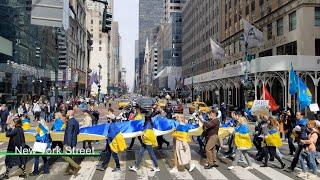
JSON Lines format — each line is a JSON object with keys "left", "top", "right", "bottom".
{"left": 22, "top": 118, "right": 30, "bottom": 131}
{"left": 142, "top": 122, "right": 158, "bottom": 147}
{"left": 52, "top": 118, "right": 66, "bottom": 131}
{"left": 172, "top": 124, "right": 191, "bottom": 143}
{"left": 35, "top": 123, "right": 49, "bottom": 137}
{"left": 234, "top": 124, "right": 252, "bottom": 149}
{"left": 265, "top": 129, "right": 282, "bottom": 147}
{"left": 108, "top": 123, "right": 127, "bottom": 153}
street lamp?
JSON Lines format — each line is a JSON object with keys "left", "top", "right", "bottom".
{"left": 191, "top": 62, "right": 195, "bottom": 102}
{"left": 97, "top": 63, "right": 102, "bottom": 103}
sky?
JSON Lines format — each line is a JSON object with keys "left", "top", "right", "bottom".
{"left": 114, "top": 0, "right": 139, "bottom": 92}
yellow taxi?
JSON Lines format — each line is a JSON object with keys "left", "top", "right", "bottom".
{"left": 189, "top": 101, "right": 210, "bottom": 114}
{"left": 118, "top": 99, "right": 130, "bottom": 109}
{"left": 156, "top": 99, "right": 167, "bottom": 108}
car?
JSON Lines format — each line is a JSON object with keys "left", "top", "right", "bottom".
{"left": 118, "top": 99, "right": 130, "bottom": 109}
{"left": 138, "top": 98, "right": 156, "bottom": 113}
{"left": 189, "top": 101, "right": 210, "bottom": 114}
{"left": 156, "top": 99, "right": 167, "bottom": 109}
{"left": 171, "top": 101, "right": 183, "bottom": 113}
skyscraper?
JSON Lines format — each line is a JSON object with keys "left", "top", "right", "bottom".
{"left": 138, "top": 0, "right": 164, "bottom": 90}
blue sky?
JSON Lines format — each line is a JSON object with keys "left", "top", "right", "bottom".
{"left": 114, "top": 0, "right": 139, "bottom": 91}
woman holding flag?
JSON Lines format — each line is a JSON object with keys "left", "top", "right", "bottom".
{"left": 31, "top": 119, "right": 51, "bottom": 176}
{"left": 129, "top": 114, "right": 160, "bottom": 173}
{"left": 228, "top": 117, "right": 253, "bottom": 170}
{"left": 170, "top": 114, "right": 195, "bottom": 173}
{"left": 261, "top": 117, "right": 285, "bottom": 168}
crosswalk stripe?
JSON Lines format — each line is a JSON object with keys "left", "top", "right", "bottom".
{"left": 161, "top": 149, "right": 194, "bottom": 180}
{"left": 190, "top": 150, "right": 227, "bottom": 180}
{"left": 250, "top": 161, "right": 294, "bottom": 179}
{"left": 133, "top": 149, "right": 155, "bottom": 180}
{"left": 70, "top": 157, "right": 98, "bottom": 180}
{"left": 230, "top": 166, "right": 261, "bottom": 180}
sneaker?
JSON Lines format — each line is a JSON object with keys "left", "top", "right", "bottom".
{"left": 296, "top": 172, "right": 307, "bottom": 178}
{"left": 307, "top": 173, "right": 318, "bottom": 179}
{"left": 169, "top": 168, "right": 178, "bottom": 174}
{"left": 112, "top": 168, "right": 121, "bottom": 172}
{"left": 189, "top": 163, "right": 196, "bottom": 172}
{"left": 244, "top": 166, "right": 254, "bottom": 170}
{"left": 96, "top": 165, "right": 106, "bottom": 171}
{"left": 0, "top": 173, "right": 9, "bottom": 179}
{"left": 129, "top": 166, "right": 138, "bottom": 172}
{"left": 151, "top": 167, "right": 160, "bottom": 172}
{"left": 127, "top": 148, "right": 133, "bottom": 152}
{"left": 228, "top": 166, "right": 235, "bottom": 170}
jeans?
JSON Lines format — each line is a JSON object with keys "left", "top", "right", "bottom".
{"left": 135, "top": 144, "right": 158, "bottom": 168}
{"left": 263, "top": 146, "right": 284, "bottom": 165}
{"left": 233, "top": 149, "right": 252, "bottom": 166}
{"left": 128, "top": 137, "right": 143, "bottom": 149}
{"left": 0, "top": 124, "right": 7, "bottom": 132}
{"left": 289, "top": 144, "right": 303, "bottom": 170}
{"left": 197, "top": 136, "right": 205, "bottom": 152}
{"left": 300, "top": 151, "right": 317, "bottom": 174}
{"left": 33, "top": 156, "right": 49, "bottom": 174}
{"left": 101, "top": 141, "right": 120, "bottom": 168}
{"left": 156, "top": 136, "right": 169, "bottom": 148}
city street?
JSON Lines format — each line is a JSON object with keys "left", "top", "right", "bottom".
{"left": 0, "top": 102, "right": 309, "bottom": 180}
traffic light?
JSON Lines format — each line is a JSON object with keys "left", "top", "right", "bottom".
{"left": 102, "top": 7, "right": 112, "bottom": 33}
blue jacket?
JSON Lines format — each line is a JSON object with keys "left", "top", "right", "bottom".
{"left": 221, "top": 119, "right": 236, "bottom": 128}
{"left": 235, "top": 124, "right": 250, "bottom": 134}
{"left": 63, "top": 118, "right": 79, "bottom": 147}
{"left": 35, "top": 133, "right": 51, "bottom": 149}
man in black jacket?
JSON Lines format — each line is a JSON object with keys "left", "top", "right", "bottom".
{"left": 62, "top": 110, "right": 81, "bottom": 175}
{"left": 0, "top": 118, "right": 28, "bottom": 179}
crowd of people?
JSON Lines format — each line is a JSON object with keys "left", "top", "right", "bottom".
{"left": 0, "top": 96, "right": 319, "bottom": 179}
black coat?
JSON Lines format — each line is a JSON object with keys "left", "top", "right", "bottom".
{"left": 63, "top": 118, "right": 79, "bottom": 147}
{"left": 5, "top": 126, "right": 27, "bottom": 167}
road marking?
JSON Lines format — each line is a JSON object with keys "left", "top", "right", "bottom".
{"left": 102, "top": 160, "right": 126, "bottom": 179}
{"left": 70, "top": 157, "right": 98, "bottom": 180}
{"left": 250, "top": 161, "right": 293, "bottom": 180}
{"left": 230, "top": 166, "right": 261, "bottom": 180}
{"left": 191, "top": 150, "right": 227, "bottom": 180}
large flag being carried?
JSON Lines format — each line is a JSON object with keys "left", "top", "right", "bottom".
{"left": 242, "top": 19, "right": 264, "bottom": 48}
{"left": 298, "top": 77, "right": 312, "bottom": 110}
{"left": 289, "top": 63, "right": 298, "bottom": 95}
{"left": 262, "top": 85, "right": 279, "bottom": 112}
{"left": 210, "top": 37, "right": 226, "bottom": 59}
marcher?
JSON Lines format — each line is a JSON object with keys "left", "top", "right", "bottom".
{"left": 0, "top": 117, "right": 28, "bottom": 179}
{"left": 62, "top": 110, "right": 81, "bottom": 175}
{"left": 0, "top": 104, "right": 9, "bottom": 132}
{"left": 127, "top": 106, "right": 144, "bottom": 151}
{"left": 80, "top": 110, "right": 93, "bottom": 149}
{"left": 33, "top": 101, "right": 41, "bottom": 121}
{"left": 282, "top": 110, "right": 296, "bottom": 155}
{"left": 228, "top": 117, "right": 253, "bottom": 170}
{"left": 201, "top": 108, "right": 220, "bottom": 169}
{"left": 170, "top": 114, "right": 195, "bottom": 173}
{"left": 31, "top": 119, "right": 51, "bottom": 175}
{"left": 129, "top": 115, "right": 160, "bottom": 172}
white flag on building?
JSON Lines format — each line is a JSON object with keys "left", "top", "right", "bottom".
{"left": 210, "top": 38, "right": 226, "bottom": 59}
{"left": 242, "top": 19, "right": 264, "bottom": 48}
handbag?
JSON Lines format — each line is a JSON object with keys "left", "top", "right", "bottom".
{"left": 33, "top": 142, "right": 48, "bottom": 153}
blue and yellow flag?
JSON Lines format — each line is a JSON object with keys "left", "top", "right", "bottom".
{"left": 35, "top": 123, "right": 49, "bottom": 137}
{"left": 234, "top": 124, "right": 252, "bottom": 149}
{"left": 142, "top": 122, "right": 158, "bottom": 147}
{"left": 108, "top": 123, "right": 127, "bottom": 153}
{"left": 52, "top": 118, "right": 66, "bottom": 131}
{"left": 172, "top": 124, "right": 191, "bottom": 143}
{"left": 265, "top": 129, "right": 282, "bottom": 147}
{"left": 298, "top": 77, "right": 312, "bottom": 110}
{"left": 289, "top": 63, "right": 298, "bottom": 95}
{"left": 22, "top": 118, "right": 30, "bottom": 131}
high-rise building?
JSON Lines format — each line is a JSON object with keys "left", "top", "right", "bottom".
{"left": 86, "top": 0, "right": 112, "bottom": 95}
{"left": 109, "top": 21, "right": 121, "bottom": 94}
{"left": 138, "top": 0, "right": 164, "bottom": 90}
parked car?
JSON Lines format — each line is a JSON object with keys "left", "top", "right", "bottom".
{"left": 118, "top": 99, "right": 130, "bottom": 109}
{"left": 189, "top": 101, "right": 210, "bottom": 114}
{"left": 138, "top": 98, "right": 156, "bottom": 113}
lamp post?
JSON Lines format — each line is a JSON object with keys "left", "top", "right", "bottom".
{"left": 97, "top": 63, "right": 102, "bottom": 104}
{"left": 240, "top": 34, "right": 251, "bottom": 106}
{"left": 191, "top": 62, "right": 195, "bottom": 102}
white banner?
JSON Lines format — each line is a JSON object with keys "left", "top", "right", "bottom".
{"left": 243, "top": 19, "right": 264, "bottom": 48}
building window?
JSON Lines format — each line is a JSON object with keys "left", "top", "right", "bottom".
{"left": 316, "top": 39, "right": 320, "bottom": 56}
{"left": 99, "top": 20, "right": 102, "bottom": 25}
{"left": 276, "top": 41, "right": 297, "bottom": 55}
{"left": 289, "top": 11, "right": 296, "bottom": 31}
{"left": 251, "top": 1, "right": 255, "bottom": 12}
{"left": 99, "top": 33, "right": 102, "bottom": 38}
{"left": 259, "top": 49, "right": 272, "bottom": 57}
{"left": 91, "top": 19, "right": 93, "bottom": 24}
{"left": 267, "top": 23, "right": 272, "bottom": 40}
{"left": 99, "top": 47, "right": 102, "bottom": 51}
{"left": 99, "top": 40, "right": 102, "bottom": 45}
{"left": 315, "top": 7, "right": 320, "bottom": 26}
{"left": 277, "top": 18, "right": 283, "bottom": 36}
